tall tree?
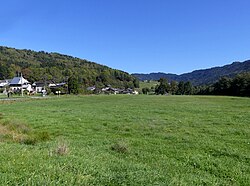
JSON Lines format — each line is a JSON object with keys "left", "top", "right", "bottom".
{"left": 177, "top": 81, "right": 185, "bottom": 95}
{"left": 142, "top": 87, "right": 150, "bottom": 95}
{"left": 68, "top": 76, "right": 79, "bottom": 94}
{"left": 184, "top": 81, "right": 193, "bottom": 95}
{"left": 214, "top": 77, "right": 232, "bottom": 95}
{"left": 169, "top": 81, "right": 178, "bottom": 95}
{"left": 155, "top": 78, "right": 170, "bottom": 95}
{"left": 231, "top": 73, "right": 250, "bottom": 96}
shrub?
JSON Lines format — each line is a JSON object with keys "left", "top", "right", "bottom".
{"left": 3, "top": 120, "right": 30, "bottom": 134}
{"left": 111, "top": 141, "right": 129, "bottom": 154}
{"left": 19, "top": 136, "right": 37, "bottom": 145}
{"left": 50, "top": 139, "right": 69, "bottom": 156}
{"left": 1, "top": 118, "right": 50, "bottom": 145}
{"left": 35, "top": 131, "right": 51, "bottom": 141}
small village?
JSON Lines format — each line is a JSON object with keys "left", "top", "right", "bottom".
{"left": 0, "top": 75, "right": 139, "bottom": 97}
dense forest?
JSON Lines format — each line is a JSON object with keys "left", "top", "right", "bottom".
{"left": 133, "top": 60, "right": 250, "bottom": 85}
{"left": 0, "top": 46, "right": 139, "bottom": 90}
{"left": 197, "top": 72, "right": 250, "bottom": 97}
{"left": 142, "top": 72, "right": 250, "bottom": 97}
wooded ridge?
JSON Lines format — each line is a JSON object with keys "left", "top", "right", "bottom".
{"left": 133, "top": 60, "right": 250, "bottom": 85}
{"left": 0, "top": 46, "right": 139, "bottom": 89}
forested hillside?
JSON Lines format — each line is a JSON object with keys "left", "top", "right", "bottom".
{"left": 0, "top": 46, "right": 139, "bottom": 89}
{"left": 133, "top": 60, "right": 250, "bottom": 85}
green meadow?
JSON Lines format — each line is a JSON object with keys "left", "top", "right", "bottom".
{"left": 137, "top": 80, "right": 159, "bottom": 89}
{"left": 0, "top": 95, "right": 250, "bottom": 185}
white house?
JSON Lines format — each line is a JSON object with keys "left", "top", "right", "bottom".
{"left": 32, "top": 81, "right": 46, "bottom": 93}
{"left": 0, "top": 80, "right": 10, "bottom": 88}
{"left": 9, "top": 76, "right": 32, "bottom": 92}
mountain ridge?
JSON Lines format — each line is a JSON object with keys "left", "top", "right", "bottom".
{"left": 133, "top": 60, "right": 250, "bottom": 85}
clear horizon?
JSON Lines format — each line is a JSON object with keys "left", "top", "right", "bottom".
{"left": 1, "top": 0, "right": 250, "bottom": 74}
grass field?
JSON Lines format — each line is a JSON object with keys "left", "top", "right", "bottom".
{"left": 139, "top": 80, "right": 159, "bottom": 89}
{"left": 0, "top": 95, "right": 250, "bottom": 185}
{"left": 136, "top": 81, "right": 158, "bottom": 93}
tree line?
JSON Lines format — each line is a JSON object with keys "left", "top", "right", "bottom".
{"left": 142, "top": 72, "right": 250, "bottom": 97}
{"left": 142, "top": 78, "right": 194, "bottom": 95}
{"left": 198, "top": 72, "right": 250, "bottom": 97}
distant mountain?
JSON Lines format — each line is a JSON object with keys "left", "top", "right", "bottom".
{"left": 0, "top": 46, "right": 139, "bottom": 89}
{"left": 133, "top": 60, "right": 250, "bottom": 85}
{"left": 132, "top": 73, "right": 179, "bottom": 83}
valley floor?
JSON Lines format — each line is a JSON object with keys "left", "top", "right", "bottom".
{"left": 0, "top": 95, "right": 249, "bottom": 185}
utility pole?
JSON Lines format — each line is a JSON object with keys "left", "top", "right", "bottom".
{"left": 21, "top": 72, "right": 23, "bottom": 97}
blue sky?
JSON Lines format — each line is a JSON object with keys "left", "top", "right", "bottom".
{"left": 1, "top": 0, "right": 250, "bottom": 74}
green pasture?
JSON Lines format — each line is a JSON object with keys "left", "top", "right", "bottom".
{"left": 137, "top": 80, "right": 158, "bottom": 91}
{"left": 139, "top": 80, "right": 158, "bottom": 88}
{"left": 0, "top": 95, "right": 249, "bottom": 185}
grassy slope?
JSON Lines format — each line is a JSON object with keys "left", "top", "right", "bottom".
{"left": 0, "top": 95, "right": 250, "bottom": 185}
{"left": 139, "top": 81, "right": 158, "bottom": 89}
{"left": 136, "top": 81, "right": 158, "bottom": 93}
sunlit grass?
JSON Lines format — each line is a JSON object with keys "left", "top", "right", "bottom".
{"left": 0, "top": 95, "right": 249, "bottom": 185}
